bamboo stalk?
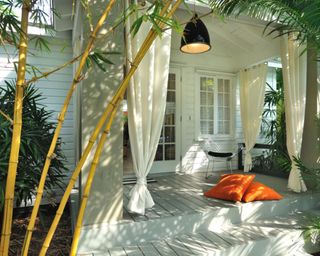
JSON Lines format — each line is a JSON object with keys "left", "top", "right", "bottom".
{"left": 69, "top": 97, "right": 120, "bottom": 256}
{"left": 25, "top": 54, "right": 82, "bottom": 86}
{"left": 21, "top": 1, "right": 117, "bottom": 255}
{"left": 0, "top": 1, "right": 31, "bottom": 255}
{"left": 39, "top": 0, "right": 182, "bottom": 254}
{"left": 0, "top": 109, "right": 13, "bottom": 125}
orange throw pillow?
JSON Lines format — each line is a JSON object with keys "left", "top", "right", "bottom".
{"left": 242, "top": 181, "right": 283, "bottom": 203}
{"left": 204, "top": 174, "right": 255, "bottom": 202}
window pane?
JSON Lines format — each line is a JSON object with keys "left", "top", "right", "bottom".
{"left": 200, "top": 77, "right": 207, "bottom": 90}
{"left": 218, "top": 107, "right": 223, "bottom": 120}
{"left": 167, "top": 91, "right": 175, "bottom": 102}
{"left": 155, "top": 145, "right": 163, "bottom": 161}
{"left": 164, "top": 112, "right": 175, "bottom": 125}
{"left": 225, "top": 107, "right": 230, "bottom": 120}
{"left": 206, "top": 78, "right": 214, "bottom": 91}
{"left": 200, "top": 92, "right": 207, "bottom": 105}
{"left": 224, "top": 121, "right": 230, "bottom": 134}
{"left": 200, "top": 121, "right": 208, "bottom": 134}
{"left": 207, "top": 92, "right": 214, "bottom": 105}
{"left": 208, "top": 107, "right": 214, "bottom": 120}
{"left": 168, "top": 74, "right": 176, "bottom": 90}
{"left": 224, "top": 94, "right": 229, "bottom": 106}
{"left": 208, "top": 121, "right": 214, "bottom": 134}
{"left": 224, "top": 80, "right": 230, "bottom": 92}
{"left": 200, "top": 106, "right": 206, "bottom": 119}
{"left": 201, "top": 77, "right": 214, "bottom": 91}
{"left": 218, "top": 93, "right": 223, "bottom": 106}
{"left": 218, "top": 79, "right": 224, "bottom": 92}
{"left": 165, "top": 127, "right": 175, "bottom": 143}
{"left": 218, "top": 121, "right": 224, "bottom": 134}
{"left": 165, "top": 144, "right": 175, "bottom": 160}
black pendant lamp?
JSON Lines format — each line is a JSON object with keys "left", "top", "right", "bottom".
{"left": 180, "top": 14, "right": 211, "bottom": 54}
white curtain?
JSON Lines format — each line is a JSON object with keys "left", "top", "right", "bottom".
{"left": 126, "top": 1, "right": 172, "bottom": 215}
{"left": 280, "top": 34, "right": 307, "bottom": 193}
{"left": 240, "top": 64, "right": 268, "bottom": 172}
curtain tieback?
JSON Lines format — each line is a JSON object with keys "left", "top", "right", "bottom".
{"left": 137, "top": 177, "right": 147, "bottom": 186}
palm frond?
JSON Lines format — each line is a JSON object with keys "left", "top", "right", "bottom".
{"left": 206, "top": 0, "right": 320, "bottom": 49}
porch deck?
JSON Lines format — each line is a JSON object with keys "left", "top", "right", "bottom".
{"left": 122, "top": 172, "right": 293, "bottom": 223}
{"left": 78, "top": 172, "right": 320, "bottom": 255}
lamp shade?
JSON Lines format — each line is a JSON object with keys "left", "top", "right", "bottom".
{"left": 180, "top": 14, "right": 211, "bottom": 54}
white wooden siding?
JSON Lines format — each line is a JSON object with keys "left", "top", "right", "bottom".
{"left": 0, "top": 33, "right": 75, "bottom": 186}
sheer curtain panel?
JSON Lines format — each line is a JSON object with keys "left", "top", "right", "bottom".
{"left": 240, "top": 64, "right": 268, "bottom": 172}
{"left": 126, "top": 1, "right": 172, "bottom": 215}
{"left": 280, "top": 34, "right": 307, "bottom": 193}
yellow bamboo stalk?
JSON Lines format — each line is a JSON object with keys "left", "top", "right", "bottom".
{"left": 25, "top": 54, "right": 82, "bottom": 87}
{"left": 0, "top": 109, "right": 13, "bottom": 124}
{"left": 70, "top": 97, "right": 120, "bottom": 256}
{"left": 40, "top": 1, "right": 182, "bottom": 254}
{"left": 0, "top": 1, "right": 31, "bottom": 255}
{"left": 21, "top": 1, "right": 117, "bottom": 255}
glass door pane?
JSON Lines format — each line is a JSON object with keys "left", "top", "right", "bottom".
{"left": 155, "top": 73, "right": 176, "bottom": 161}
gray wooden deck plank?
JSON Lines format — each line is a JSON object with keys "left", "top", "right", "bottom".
{"left": 124, "top": 180, "right": 188, "bottom": 218}
{"left": 155, "top": 178, "right": 208, "bottom": 212}
{"left": 108, "top": 247, "right": 127, "bottom": 256}
{"left": 223, "top": 226, "right": 267, "bottom": 241}
{"left": 150, "top": 189, "right": 197, "bottom": 213}
{"left": 211, "top": 228, "right": 251, "bottom": 245}
{"left": 177, "top": 234, "right": 208, "bottom": 255}
{"left": 186, "top": 233, "right": 221, "bottom": 252}
{"left": 153, "top": 188, "right": 207, "bottom": 211}
{"left": 199, "top": 230, "right": 235, "bottom": 248}
{"left": 138, "top": 243, "right": 161, "bottom": 256}
{"left": 94, "top": 252, "right": 110, "bottom": 256}
{"left": 164, "top": 238, "right": 195, "bottom": 256}
{"left": 125, "top": 185, "right": 173, "bottom": 218}
{"left": 123, "top": 245, "right": 144, "bottom": 256}
{"left": 160, "top": 175, "right": 222, "bottom": 210}
{"left": 163, "top": 175, "right": 234, "bottom": 211}
{"left": 174, "top": 174, "right": 238, "bottom": 208}
{"left": 151, "top": 240, "right": 178, "bottom": 256}
{"left": 150, "top": 195, "right": 183, "bottom": 216}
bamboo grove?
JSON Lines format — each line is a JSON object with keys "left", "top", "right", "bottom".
{"left": 0, "top": 0, "right": 183, "bottom": 255}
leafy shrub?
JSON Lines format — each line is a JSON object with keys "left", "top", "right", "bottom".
{"left": 0, "top": 81, "right": 67, "bottom": 209}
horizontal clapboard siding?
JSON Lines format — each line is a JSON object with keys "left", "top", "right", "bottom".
{"left": 0, "top": 33, "right": 75, "bottom": 192}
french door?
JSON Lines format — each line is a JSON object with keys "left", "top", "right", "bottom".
{"left": 150, "top": 68, "right": 181, "bottom": 174}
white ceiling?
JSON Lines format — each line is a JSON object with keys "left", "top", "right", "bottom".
{"left": 171, "top": 9, "right": 281, "bottom": 72}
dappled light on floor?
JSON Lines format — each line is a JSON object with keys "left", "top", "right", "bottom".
{"left": 77, "top": 172, "right": 320, "bottom": 254}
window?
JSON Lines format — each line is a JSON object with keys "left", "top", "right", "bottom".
{"left": 197, "top": 73, "right": 232, "bottom": 137}
{"left": 13, "top": 0, "right": 53, "bottom": 27}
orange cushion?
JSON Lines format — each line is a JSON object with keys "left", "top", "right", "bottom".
{"left": 242, "top": 181, "right": 283, "bottom": 203}
{"left": 204, "top": 174, "right": 255, "bottom": 202}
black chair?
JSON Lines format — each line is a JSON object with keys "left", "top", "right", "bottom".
{"left": 201, "top": 139, "right": 241, "bottom": 178}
